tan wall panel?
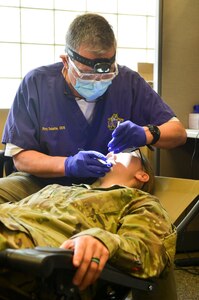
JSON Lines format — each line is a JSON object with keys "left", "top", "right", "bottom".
{"left": 160, "top": 0, "right": 199, "bottom": 178}
{"left": 0, "top": 109, "right": 9, "bottom": 150}
{"left": 161, "top": 0, "right": 199, "bottom": 127}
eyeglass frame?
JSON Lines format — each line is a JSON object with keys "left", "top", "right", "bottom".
{"left": 68, "top": 57, "right": 118, "bottom": 81}
{"left": 123, "top": 148, "right": 147, "bottom": 171}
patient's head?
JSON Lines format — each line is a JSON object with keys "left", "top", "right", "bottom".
{"left": 97, "top": 149, "right": 154, "bottom": 193}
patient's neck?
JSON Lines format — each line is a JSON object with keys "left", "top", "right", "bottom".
{"left": 92, "top": 178, "right": 110, "bottom": 188}
{"left": 93, "top": 177, "right": 138, "bottom": 189}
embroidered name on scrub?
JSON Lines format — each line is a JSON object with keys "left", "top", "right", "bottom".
{"left": 42, "top": 126, "right": 66, "bottom": 131}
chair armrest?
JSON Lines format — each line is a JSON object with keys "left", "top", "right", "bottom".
{"left": 0, "top": 150, "right": 14, "bottom": 177}
{"left": 0, "top": 150, "right": 5, "bottom": 177}
{"left": 0, "top": 246, "right": 155, "bottom": 292}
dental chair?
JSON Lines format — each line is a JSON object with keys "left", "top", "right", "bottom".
{"left": 0, "top": 150, "right": 198, "bottom": 300}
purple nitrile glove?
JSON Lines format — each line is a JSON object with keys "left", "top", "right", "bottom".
{"left": 108, "top": 121, "right": 146, "bottom": 153}
{"left": 65, "top": 150, "right": 112, "bottom": 178}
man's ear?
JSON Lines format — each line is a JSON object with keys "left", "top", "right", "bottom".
{"left": 135, "top": 170, "right": 149, "bottom": 183}
{"left": 60, "top": 54, "right": 68, "bottom": 68}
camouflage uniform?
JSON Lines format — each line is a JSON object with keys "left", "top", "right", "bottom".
{"left": 0, "top": 184, "right": 176, "bottom": 299}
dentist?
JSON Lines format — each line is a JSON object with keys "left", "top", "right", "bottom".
{"left": 1, "top": 13, "right": 186, "bottom": 203}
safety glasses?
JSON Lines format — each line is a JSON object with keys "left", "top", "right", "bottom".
{"left": 121, "top": 147, "right": 146, "bottom": 169}
{"left": 131, "top": 148, "right": 147, "bottom": 171}
{"left": 68, "top": 57, "right": 118, "bottom": 81}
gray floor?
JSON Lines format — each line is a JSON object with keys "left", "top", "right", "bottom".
{"left": 174, "top": 265, "right": 199, "bottom": 300}
{"left": 129, "top": 253, "right": 199, "bottom": 300}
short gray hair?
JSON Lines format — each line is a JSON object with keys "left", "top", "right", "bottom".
{"left": 65, "top": 13, "right": 117, "bottom": 55}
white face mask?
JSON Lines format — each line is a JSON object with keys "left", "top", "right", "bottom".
{"left": 73, "top": 78, "right": 112, "bottom": 102}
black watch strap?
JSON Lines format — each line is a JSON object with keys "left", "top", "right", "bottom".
{"left": 147, "top": 125, "right": 160, "bottom": 145}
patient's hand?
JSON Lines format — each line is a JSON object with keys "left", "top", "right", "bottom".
{"left": 60, "top": 235, "right": 109, "bottom": 290}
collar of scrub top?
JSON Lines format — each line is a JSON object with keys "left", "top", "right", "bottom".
{"left": 67, "top": 48, "right": 116, "bottom": 74}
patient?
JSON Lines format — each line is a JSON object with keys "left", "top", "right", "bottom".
{"left": 0, "top": 149, "right": 176, "bottom": 299}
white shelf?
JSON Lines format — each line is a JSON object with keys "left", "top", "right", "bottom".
{"left": 186, "top": 129, "right": 199, "bottom": 139}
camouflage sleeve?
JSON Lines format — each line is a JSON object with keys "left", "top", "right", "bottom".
{"left": 72, "top": 193, "right": 177, "bottom": 279}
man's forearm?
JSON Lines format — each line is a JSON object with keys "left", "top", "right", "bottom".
{"left": 144, "top": 121, "right": 187, "bottom": 149}
{"left": 13, "top": 150, "right": 66, "bottom": 177}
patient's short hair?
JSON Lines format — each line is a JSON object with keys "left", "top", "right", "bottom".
{"left": 139, "top": 151, "right": 155, "bottom": 194}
